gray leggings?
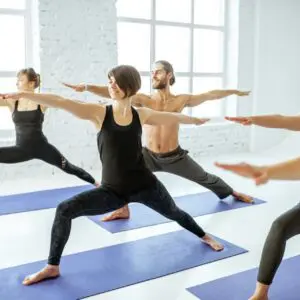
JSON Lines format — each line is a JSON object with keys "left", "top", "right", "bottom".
{"left": 48, "top": 180, "right": 206, "bottom": 265}
{"left": 143, "top": 147, "right": 233, "bottom": 199}
{"left": 258, "top": 203, "right": 300, "bottom": 285}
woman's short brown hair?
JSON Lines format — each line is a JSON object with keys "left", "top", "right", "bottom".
{"left": 108, "top": 65, "right": 141, "bottom": 98}
{"left": 17, "top": 68, "right": 41, "bottom": 89}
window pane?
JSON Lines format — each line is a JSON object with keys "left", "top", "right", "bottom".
{"left": 192, "top": 77, "right": 223, "bottom": 117}
{"left": 156, "top": 0, "right": 191, "bottom": 23}
{"left": 116, "top": 0, "right": 151, "bottom": 19}
{"left": 194, "top": 0, "right": 225, "bottom": 26}
{"left": 194, "top": 29, "right": 223, "bottom": 73}
{"left": 117, "top": 22, "right": 150, "bottom": 71}
{"left": 156, "top": 26, "right": 190, "bottom": 72}
{"left": 0, "top": 15, "right": 25, "bottom": 71}
{"left": 0, "top": 77, "right": 16, "bottom": 92}
{"left": 0, "top": 0, "right": 25, "bottom": 9}
{"left": 140, "top": 76, "right": 151, "bottom": 94}
{"left": 171, "top": 76, "right": 190, "bottom": 94}
{"left": 0, "top": 77, "right": 15, "bottom": 129}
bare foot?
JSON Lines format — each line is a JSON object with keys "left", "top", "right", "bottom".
{"left": 249, "top": 282, "right": 269, "bottom": 300}
{"left": 249, "top": 295, "right": 268, "bottom": 300}
{"left": 202, "top": 234, "right": 224, "bottom": 251}
{"left": 23, "top": 265, "right": 60, "bottom": 286}
{"left": 233, "top": 191, "right": 254, "bottom": 204}
{"left": 101, "top": 206, "right": 130, "bottom": 222}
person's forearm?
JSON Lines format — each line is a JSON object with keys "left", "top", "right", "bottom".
{"left": 265, "top": 157, "right": 300, "bottom": 180}
{"left": 169, "top": 112, "right": 198, "bottom": 125}
{"left": 86, "top": 85, "right": 110, "bottom": 98}
{"left": 251, "top": 115, "right": 300, "bottom": 130}
{"left": 206, "top": 89, "right": 238, "bottom": 100}
{"left": 20, "top": 92, "right": 67, "bottom": 108}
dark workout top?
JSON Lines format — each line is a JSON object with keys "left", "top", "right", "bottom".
{"left": 97, "top": 105, "right": 156, "bottom": 195}
{"left": 12, "top": 100, "right": 47, "bottom": 146}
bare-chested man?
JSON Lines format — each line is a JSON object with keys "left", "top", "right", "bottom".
{"left": 64, "top": 60, "right": 252, "bottom": 221}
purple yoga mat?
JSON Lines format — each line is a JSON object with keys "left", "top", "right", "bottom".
{"left": 0, "top": 230, "right": 247, "bottom": 299}
{"left": 89, "top": 192, "right": 265, "bottom": 233}
{"left": 187, "top": 255, "right": 300, "bottom": 300}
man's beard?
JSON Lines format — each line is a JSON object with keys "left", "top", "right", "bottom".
{"left": 152, "top": 80, "right": 167, "bottom": 90}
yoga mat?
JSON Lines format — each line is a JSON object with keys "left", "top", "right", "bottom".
{"left": 89, "top": 192, "right": 265, "bottom": 233}
{"left": 187, "top": 255, "right": 300, "bottom": 300}
{"left": 0, "top": 185, "right": 92, "bottom": 216}
{"left": 0, "top": 230, "right": 247, "bottom": 299}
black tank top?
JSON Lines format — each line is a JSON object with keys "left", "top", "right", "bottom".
{"left": 12, "top": 100, "right": 47, "bottom": 145}
{"left": 97, "top": 105, "right": 156, "bottom": 195}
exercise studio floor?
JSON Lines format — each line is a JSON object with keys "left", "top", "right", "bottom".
{"left": 0, "top": 134, "right": 299, "bottom": 300}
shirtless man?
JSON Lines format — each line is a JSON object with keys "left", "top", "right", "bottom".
{"left": 64, "top": 60, "right": 253, "bottom": 221}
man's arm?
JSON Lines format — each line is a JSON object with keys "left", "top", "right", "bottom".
{"left": 226, "top": 115, "right": 300, "bottom": 131}
{"left": 137, "top": 107, "right": 209, "bottom": 126}
{"left": 5, "top": 92, "right": 105, "bottom": 127}
{"left": 185, "top": 90, "right": 250, "bottom": 107}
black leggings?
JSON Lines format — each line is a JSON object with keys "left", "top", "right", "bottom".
{"left": 48, "top": 180, "right": 206, "bottom": 265}
{"left": 0, "top": 142, "right": 96, "bottom": 185}
{"left": 258, "top": 203, "right": 300, "bottom": 285}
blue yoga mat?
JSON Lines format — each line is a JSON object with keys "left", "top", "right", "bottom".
{"left": 0, "top": 230, "right": 247, "bottom": 300}
{"left": 0, "top": 185, "right": 92, "bottom": 216}
{"left": 89, "top": 192, "right": 265, "bottom": 233}
{"left": 187, "top": 255, "right": 300, "bottom": 300}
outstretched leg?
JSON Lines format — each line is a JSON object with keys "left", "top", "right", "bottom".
{"left": 133, "top": 180, "right": 224, "bottom": 251}
{"left": 36, "top": 142, "right": 98, "bottom": 186}
{"left": 161, "top": 150, "right": 253, "bottom": 203}
{"left": 23, "top": 187, "right": 127, "bottom": 285}
{"left": 249, "top": 203, "right": 300, "bottom": 300}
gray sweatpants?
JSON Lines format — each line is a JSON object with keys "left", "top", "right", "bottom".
{"left": 142, "top": 147, "right": 234, "bottom": 199}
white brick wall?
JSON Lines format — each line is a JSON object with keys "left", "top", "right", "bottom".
{"left": 0, "top": 0, "right": 252, "bottom": 181}
{"left": 0, "top": 0, "right": 117, "bottom": 181}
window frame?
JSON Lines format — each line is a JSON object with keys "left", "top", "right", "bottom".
{"left": 0, "top": 0, "right": 33, "bottom": 131}
{"left": 117, "top": 0, "right": 229, "bottom": 117}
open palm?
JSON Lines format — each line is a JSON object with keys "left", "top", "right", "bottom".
{"left": 225, "top": 116, "right": 252, "bottom": 126}
{"left": 215, "top": 162, "right": 269, "bottom": 185}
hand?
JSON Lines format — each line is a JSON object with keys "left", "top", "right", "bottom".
{"left": 3, "top": 92, "right": 23, "bottom": 100}
{"left": 235, "top": 90, "right": 250, "bottom": 96}
{"left": 193, "top": 117, "right": 210, "bottom": 125}
{"left": 225, "top": 116, "right": 253, "bottom": 126}
{"left": 62, "top": 82, "right": 86, "bottom": 92}
{"left": 215, "top": 162, "right": 269, "bottom": 185}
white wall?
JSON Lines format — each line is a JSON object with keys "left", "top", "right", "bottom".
{"left": 241, "top": 0, "right": 300, "bottom": 151}
{"left": 0, "top": 0, "right": 117, "bottom": 181}
{"left": 2, "top": 0, "right": 300, "bottom": 181}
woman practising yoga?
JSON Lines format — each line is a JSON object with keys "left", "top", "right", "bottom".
{"left": 0, "top": 68, "right": 98, "bottom": 186}
{"left": 217, "top": 114, "right": 300, "bottom": 300}
{"left": 4, "top": 65, "right": 223, "bottom": 285}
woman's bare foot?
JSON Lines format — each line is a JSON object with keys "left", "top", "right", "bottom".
{"left": 101, "top": 205, "right": 130, "bottom": 221}
{"left": 249, "top": 296, "right": 268, "bottom": 300}
{"left": 202, "top": 234, "right": 224, "bottom": 251}
{"left": 248, "top": 282, "right": 269, "bottom": 300}
{"left": 23, "top": 265, "right": 60, "bottom": 286}
{"left": 232, "top": 191, "right": 254, "bottom": 203}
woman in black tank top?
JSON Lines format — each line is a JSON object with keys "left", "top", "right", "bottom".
{"left": 2, "top": 65, "right": 223, "bottom": 285}
{"left": 0, "top": 68, "right": 97, "bottom": 186}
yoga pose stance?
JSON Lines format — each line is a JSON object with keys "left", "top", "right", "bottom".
{"left": 4, "top": 65, "right": 223, "bottom": 285}
{"left": 217, "top": 113, "right": 300, "bottom": 300}
{"left": 0, "top": 68, "right": 98, "bottom": 186}
{"left": 64, "top": 60, "right": 253, "bottom": 221}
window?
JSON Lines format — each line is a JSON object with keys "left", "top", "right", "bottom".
{"left": 116, "top": 0, "right": 227, "bottom": 118}
{"left": 0, "top": 0, "right": 33, "bottom": 129}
